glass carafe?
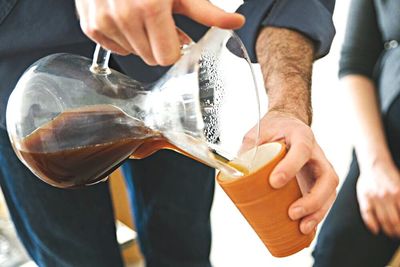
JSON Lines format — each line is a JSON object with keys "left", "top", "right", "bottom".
{"left": 6, "top": 27, "right": 316, "bottom": 257}
{"left": 6, "top": 28, "right": 261, "bottom": 188}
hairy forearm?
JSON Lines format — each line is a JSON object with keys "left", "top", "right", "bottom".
{"left": 256, "top": 27, "right": 314, "bottom": 125}
{"left": 342, "top": 75, "right": 394, "bottom": 168}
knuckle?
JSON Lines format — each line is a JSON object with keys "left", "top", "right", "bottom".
{"left": 384, "top": 226, "right": 394, "bottom": 236}
{"left": 100, "top": 11, "right": 113, "bottom": 23}
{"left": 92, "top": 20, "right": 103, "bottom": 33}
{"left": 360, "top": 209, "right": 369, "bottom": 217}
{"left": 331, "top": 173, "right": 339, "bottom": 188}
{"left": 388, "top": 191, "right": 397, "bottom": 200}
{"left": 380, "top": 190, "right": 390, "bottom": 200}
{"left": 158, "top": 58, "right": 175, "bottom": 67}
{"left": 393, "top": 186, "right": 400, "bottom": 194}
{"left": 363, "top": 193, "right": 371, "bottom": 202}
{"left": 278, "top": 171, "right": 290, "bottom": 182}
{"left": 360, "top": 202, "right": 371, "bottom": 212}
{"left": 299, "top": 125, "right": 315, "bottom": 141}
{"left": 301, "top": 205, "right": 310, "bottom": 215}
{"left": 141, "top": 54, "right": 157, "bottom": 66}
{"left": 80, "top": 22, "right": 90, "bottom": 34}
{"left": 332, "top": 190, "right": 338, "bottom": 202}
{"left": 136, "top": 0, "right": 161, "bottom": 17}
{"left": 389, "top": 217, "right": 399, "bottom": 226}
{"left": 143, "top": 59, "right": 157, "bottom": 66}
{"left": 303, "top": 201, "right": 319, "bottom": 215}
{"left": 299, "top": 139, "right": 313, "bottom": 152}
{"left": 368, "top": 193, "right": 378, "bottom": 202}
{"left": 119, "top": 49, "right": 131, "bottom": 56}
{"left": 206, "top": 17, "right": 220, "bottom": 27}
{"left": 158, "top": 55, "right": 179, "bottom": 66}
{"left": 143, "top": 49, "right": 156, "bottom": 63}
{"left": 93, "top": 10, "right": 113, "bottom": 30}
{"left": 242, "top": 133, "right": 256, "bottom": 144}
{"left": 83, "top": 24, "right": 100, "bottom": 39}
{"left": 364, "top": 191, "right": 374, "bottom": 200}
{"left": 380, "top": 214, "right": 390, "bottom": 225}
{"left": 360, "top": 211, "right": 372, "bottom": 221}
{"left": 393, "top": 188, "right": 400, "bottom": 198}
{"left": 313, "top": 212, "right": 325, "bottom": 223}
{"left": 298, "top": 141, "right": 312, "bottom": 158}
{"left": 306, "top": 128, "right": 316, "bottom": 142}
{"left": 158, "top": 60, "right": 173, "bottom": 67}
{"left": 115, "top": 11, "right": 131, "bottom": 26}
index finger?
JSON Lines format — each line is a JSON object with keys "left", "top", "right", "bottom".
{"left": 269, "top": 130, "right": 313, "bottom": 188}
{"left": 174, "top": 0, "right": 245, "bottom": 29}
{"left": 289, "top": 161, "right": 338, "bottom": 220}
{"left": 144, "top": 9, "right": 181, "bottom": 65}
{"left": 358, "top": 192, "right": 380, "bottom": 234}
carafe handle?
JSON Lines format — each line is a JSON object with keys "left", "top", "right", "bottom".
{"left": 90, "top": 45, "right": 111, "bottom": 75}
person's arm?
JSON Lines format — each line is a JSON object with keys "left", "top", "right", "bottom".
{"left": 237, "top": 0, "right": 337, "bottom": 235}
{"left": 344, "top": 77, "right": 389, "bottom": 174}
{"left": 252, "top": 27, "right": 338, "bottom": 235}
{"left": 257, "top": 27, "right": 313, "bottom": 125}
{"left": 235, "top": 0, "right": 336, "bottom": 62}
{"left": 343, "top": 75, "right": 400, "bottom": 237}
{"left": 338, "top": 0, "right": 400, "bottom": 238}
{"left": 242, "top": 0, "right": 337, "bottom": 235}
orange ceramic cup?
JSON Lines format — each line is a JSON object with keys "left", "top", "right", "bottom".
{"left": 217, "top": 142, "right": 315, "bottom": 257}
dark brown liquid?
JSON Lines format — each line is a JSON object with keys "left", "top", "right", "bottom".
{"left": 18, "top": 105, "right": 161, "bottom": 188}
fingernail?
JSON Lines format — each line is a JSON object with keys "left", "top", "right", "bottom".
{"left": 271, "top": 173, "right": 285, "bottom": 188}
{"left": 301, "top": 220, "right": 316, "bottom": 234}
{"left": 289, "top": 206, "right": 304, "bottom": 220}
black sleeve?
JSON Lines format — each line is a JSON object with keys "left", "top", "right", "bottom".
{"left": 236, "top": 0, "right": 336, "bottom": 61}
{"left": 339, "top": 0, "right": 383, "bottom": 79}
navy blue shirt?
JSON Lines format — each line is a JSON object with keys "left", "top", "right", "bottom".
{"left": 339, "top": 0, "right": 400, "bottom": 113}
{"left": 0, "top": 0, "right": 335, "bottom": 129}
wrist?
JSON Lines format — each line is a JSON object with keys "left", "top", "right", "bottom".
{"left": 357, "top": 148, "right": 396, "bottom": 172}
{"left": 268, "top": 103, "right": 312, "bottom": 126}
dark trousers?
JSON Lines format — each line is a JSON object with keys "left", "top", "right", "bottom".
{"left": 313, "top": 94, "right": 400, "bottom": 267}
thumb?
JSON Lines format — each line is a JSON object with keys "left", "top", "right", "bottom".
{"left": 174, "top": 0, "right": 245, "bottom": 29}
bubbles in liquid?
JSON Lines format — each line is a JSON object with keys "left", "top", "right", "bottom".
{"left": 198, "top": 50, "right": 225, "bottom": 145}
